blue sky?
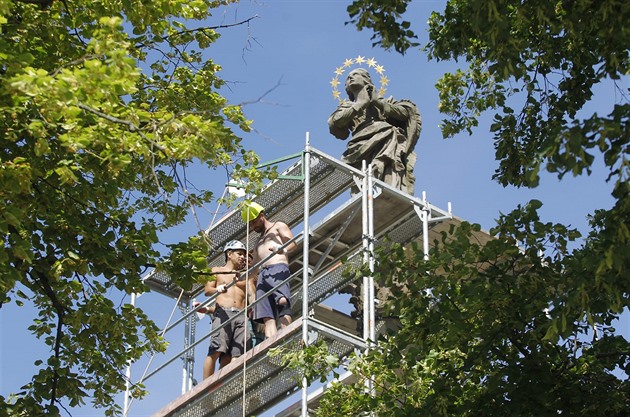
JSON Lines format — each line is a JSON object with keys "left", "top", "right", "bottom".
{"left": 1, "top": 1, "right": 627, "bottom": 416}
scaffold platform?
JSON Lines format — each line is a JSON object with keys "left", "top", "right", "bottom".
{"left": 144, "top": 147, "right": 453, "bottom": 300}
{"left": 152, "top": 306, "right": 364, "bottom": 417}
{"left": 141, "top": 145, "right": 490, "bottom": 417}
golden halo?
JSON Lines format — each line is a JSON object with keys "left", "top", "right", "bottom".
{"left": 331, "top": 55, "right": 389, "bottom": 102}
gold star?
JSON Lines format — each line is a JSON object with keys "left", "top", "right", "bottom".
{"left": 331, "top": 56, "right": 388, "bottom": 101}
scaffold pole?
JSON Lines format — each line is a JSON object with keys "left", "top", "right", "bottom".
{"left": 301, "top": 132, "right": 312, "bottom": 417}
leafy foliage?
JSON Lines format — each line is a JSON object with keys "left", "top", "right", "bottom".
{"left": 0, "top": 0, "right": 264, "bottom": 415}
{"left": 281, "top": 1, "right": 630, "bottom": 415}
{"left": 300, "top": 207, "right": 630, "bottom": 416}
{"left": 269, "top": 340, "right": 340, "bottom": 386}
{"left": 346, "top": 0, "right": 418, "bottom": 54}
{"left": 427, "top": 0, "right": 630, "bottom": 192}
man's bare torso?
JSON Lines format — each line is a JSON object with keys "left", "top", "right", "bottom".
{"left": 253, "top": 222, "right": 290, "bottom": 267}
{"left": 210, "top": 268, "right": 248, "bottom": 309}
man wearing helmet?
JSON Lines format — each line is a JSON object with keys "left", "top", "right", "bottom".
{"left": 202, "top": 240, "right": 255, "bottom": 379}
{"left": 241, "top": 202, "right": 297, "bottom": 339}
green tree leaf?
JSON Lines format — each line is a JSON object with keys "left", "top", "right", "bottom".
{"left": 0, "top": 0, "right": 264, "bottom": 414}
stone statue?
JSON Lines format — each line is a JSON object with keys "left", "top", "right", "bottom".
{"left": 328, "top": 68, "right": 422, "bottom": 194}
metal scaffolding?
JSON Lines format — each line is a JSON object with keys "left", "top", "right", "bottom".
{"left": 137, "top": 135, "right": 465, "bottom": 417}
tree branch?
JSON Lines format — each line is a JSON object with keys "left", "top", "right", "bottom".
{"left": 29, "top": 268, "right": 69, "bottom": 409}
{"left": 76, "top": 102, "right": 167, "bottom": 154}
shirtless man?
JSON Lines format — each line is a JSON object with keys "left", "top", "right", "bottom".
{"left": 241, "top": 202, "right": 297, "bottom": 339}
{"left": 202, "top": 240, "right": 255, "bottom": 379}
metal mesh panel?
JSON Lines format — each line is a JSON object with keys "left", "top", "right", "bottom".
{"left": 219, "top": 156, "right": 353, "bottom": 262}
{"left": 142, "top": 270, "right": 204, "bottom": 299}
{"left": 292, "top": 209, "right": 437, "bottom": 316}
{"left": 164, "top": 316, "right": 359, "bottom": 417}
{"left": 377, "top": 212, "right": 424, "bottom": 247}
{"left": 292, "top": 253, "right": 363, "bottom": 318}
{"left": 194, "top": 361, "right": 296, "bottom": 417}
{"left": 168, "top": 334, "right": 300, "bottom": 417}
{"left": 202, "top": 324, "right": 356, "bottom": 417}
{"left": 144, "top": 151, "right": 355, "bottom": 299}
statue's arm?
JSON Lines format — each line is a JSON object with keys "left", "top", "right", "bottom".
{"left": 376, "top": 98, "right": 410, "bottom": 122}
{"left": 328, "top": 103, "right": 359, "bottom": 140}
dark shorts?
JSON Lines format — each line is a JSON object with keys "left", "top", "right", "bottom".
{"left": 254, "top": 263, "right": 292, "bottom": 322}
{"left": 208, "top": 306, "right": 251, "bottom": 357}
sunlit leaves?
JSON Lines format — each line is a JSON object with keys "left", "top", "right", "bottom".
{"left": 0, "top": 0, "right": 260, "bottom": 415}
{"left": 426, "top": 0, "right": 630, "bottom": 190}
{"left": 346, "top": 0, "right": 418, "bottom": 54}
{"left": 270, "top": 340, "right": 340, "bottom": 386}
{"left": 308, "top": 209, "right": 629, "bottom": 416}
{"left": 333, "top": 1, "right": 630, "bottom": 414}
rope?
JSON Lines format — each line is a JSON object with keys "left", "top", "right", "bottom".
{"left": 209, "top": 187, "right": 228, "bottom": 230}
{"left": 125, "top": 187, "right": 234, "bottom": 415}
{"left": 241, "top": 209, "right": 251, "bottom": 417}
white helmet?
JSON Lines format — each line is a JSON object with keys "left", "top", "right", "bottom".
{"left": 223, "top": 240, "right": 246, "bottom": 253}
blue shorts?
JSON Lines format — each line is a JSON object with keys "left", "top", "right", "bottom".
{"left": 254, "top": 264, "right": 292, "bottom": 322}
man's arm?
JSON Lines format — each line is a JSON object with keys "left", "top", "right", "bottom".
{"left": 196, "top": 270, "right": 220, "bottom": 314}
{"left": 204, "top": 267, "right": 221, "bottom": 296}
{"left": 204, "top": 280, "right": 217, "bottom": 297}
{"left": 277, "top": 222, "right": 297, "bottom": 254}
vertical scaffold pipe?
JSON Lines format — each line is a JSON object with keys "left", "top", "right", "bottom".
{"left": 361, "top": 161, "right": 369, "bottom": 341}
{"left": 182, "top": 306, "right": 191, "bottom": 395}
{"left": 422, "top": 192, "right": 429, "bottom": 261}
{"left": 367, "top": 166, "right": 375, "bottom": 344}
{"left": 188, "top": 299, "right": 196, "bottom": 393}
{"left": 361, "top": 161, "right": 374, "bottom": 397}
{"left": 301, "top": 133, "right": 311, "bottom": 417}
